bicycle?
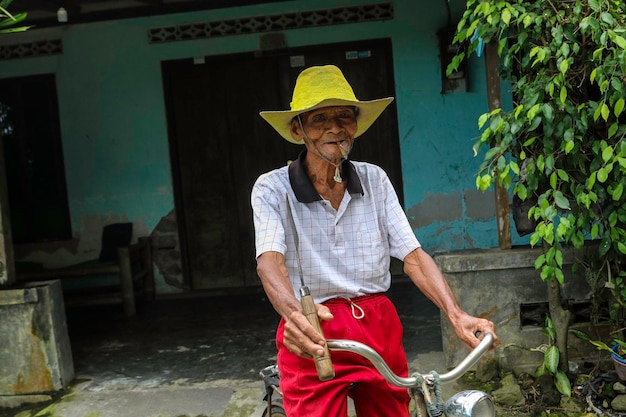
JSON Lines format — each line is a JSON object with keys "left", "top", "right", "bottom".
{"left": 259, "top": 332, "right": 495, "bottom": 417}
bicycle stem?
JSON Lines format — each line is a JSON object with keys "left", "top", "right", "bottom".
{"left": 326, "top": 333, "right": 495, "bottom": 388}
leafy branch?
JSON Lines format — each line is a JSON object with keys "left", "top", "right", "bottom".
{"left": 0, "top": 0, "right": 31, "bottom": 34}
{"left": 449, "top": 0, "right": 626, "bottom": 376}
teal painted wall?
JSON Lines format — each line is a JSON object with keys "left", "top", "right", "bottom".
{"left": 0, "top": 1, "right": 524, "bottom": 288}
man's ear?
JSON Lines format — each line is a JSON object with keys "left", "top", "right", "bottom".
{"left": 290, "top": 119, "right": 305, "bottom": 143}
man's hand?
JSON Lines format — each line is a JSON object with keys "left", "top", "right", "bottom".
{"left": 283, "top": 304, "right": 334, "bottom": 358}
{"left": 452, "top": 313, "right": 498, "bottom": 349}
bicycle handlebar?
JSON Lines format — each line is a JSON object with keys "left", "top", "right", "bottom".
{"left": 326, "top": 332, "right": 494, "bottom": 389}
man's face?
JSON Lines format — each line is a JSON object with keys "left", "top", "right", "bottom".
{"left": 291, "top": 106, "right": 358, "bottom": 163}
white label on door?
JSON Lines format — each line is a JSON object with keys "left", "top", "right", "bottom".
{"left": 290, "top": 55, "right": 305, "bottom": 67}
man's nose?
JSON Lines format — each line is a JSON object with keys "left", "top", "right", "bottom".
{"left": 325, "top": 116, "right": 345, "bottom": 131}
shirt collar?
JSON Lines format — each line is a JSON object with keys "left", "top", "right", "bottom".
{"left": 288, "top": 150, "right": 364, "bottom": 203}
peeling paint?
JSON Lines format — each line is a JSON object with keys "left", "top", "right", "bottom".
{"left": 464, "top": 188, "right": 496, "bottom": 220}
{"left": 406, "top": 191, "right": 462, "bottom": 229}
{"left": 12, "top": 214, "right": 149, "bottom": 269}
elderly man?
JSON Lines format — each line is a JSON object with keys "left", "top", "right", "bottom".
{"left": 251, "top": 65, "right": 497, "bottom": 417}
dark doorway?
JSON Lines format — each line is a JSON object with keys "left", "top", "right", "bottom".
{"left": 162, "top": 38, "right": 401, "bottom": 290}
{"left": 0, "top": 74, "right": 71, "bottom": 244}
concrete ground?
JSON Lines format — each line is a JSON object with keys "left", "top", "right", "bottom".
{"left": 3, "top": 278, "right": 460, "bottom": 417}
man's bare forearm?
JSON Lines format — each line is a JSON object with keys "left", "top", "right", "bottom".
{"left": 256, "top": 251, "right": 300, "bottom": 320}
{"left": 403, "top": 248, "right": 463, "bottom": 320}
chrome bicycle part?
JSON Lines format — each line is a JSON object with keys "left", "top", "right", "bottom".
{"left": 326, "top": 332, "right": 495, "bottom": 387}
{"left": 444, "top": 390, "right": 495, "bottom": 417}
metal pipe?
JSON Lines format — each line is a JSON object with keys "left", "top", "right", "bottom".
{"left": 327, "top": 333, "right": 494, "bottom": 387}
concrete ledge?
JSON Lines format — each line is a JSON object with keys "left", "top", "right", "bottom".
{"left": 434, "top": 245, "right": 605, "bottom": 372}
{"left": 0, "top": 280, "right": 74, "bottom": 397}
{"left": 0, "top": 394, "right": 53, "bottom": 409}
{"left": 435, "top": 244, "right": 598, "bottom": 273}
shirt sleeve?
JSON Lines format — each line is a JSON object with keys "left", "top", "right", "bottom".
{"left": 251, "top": 172, "right": 287, "bottom": 259}
{"left": 382, "top": 173, "right": 421, "bottom": 261}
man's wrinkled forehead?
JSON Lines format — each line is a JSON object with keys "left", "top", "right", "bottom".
{"left": 297, "top": 105, "right": 359, "bottom": 121}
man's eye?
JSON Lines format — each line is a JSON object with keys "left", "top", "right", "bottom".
{"left": 312, "top": 114, "right": 327, "bottom": 123}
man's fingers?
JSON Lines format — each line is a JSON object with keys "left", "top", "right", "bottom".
{"left": 316, "top": 304, "right": 334, "bottom": 321}
{"left": 284, "top": 311, "right": 327, "bottom": 356}
{"left": 289, "top": 344, "right": 313, "bottom": 358}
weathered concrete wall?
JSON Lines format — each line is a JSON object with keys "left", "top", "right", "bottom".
{"left": 434, "top": 246, "right": 607, "bottom": 373}
{"left": 0, "top": 280, "right": 74, "bottom": 396}
{"left": 0, "top": 0, "right": 521, "bottom": 295}
{"left": 151, "top": 209, "right": 184, "bottom": 293}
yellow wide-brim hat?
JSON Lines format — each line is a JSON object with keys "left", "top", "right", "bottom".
{"left": 260, "top": 65, "right": 394, "bottom": 144}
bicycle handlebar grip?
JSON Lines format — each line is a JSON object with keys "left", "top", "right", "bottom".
{"left": 300, "top": 290, "right": 335, "bottom": 381}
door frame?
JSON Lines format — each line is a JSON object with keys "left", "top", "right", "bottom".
{"left": 161, "top": 38, "right": 402, "bottom": 290}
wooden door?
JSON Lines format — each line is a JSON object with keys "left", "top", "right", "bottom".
{"left": 162, "top": 38, "right": 401, "bottom": 290}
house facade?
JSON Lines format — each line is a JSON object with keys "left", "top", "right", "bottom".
{"left": 0, "top": 0, "right": 523, "bottom": 295}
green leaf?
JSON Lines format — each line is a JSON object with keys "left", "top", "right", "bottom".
{"left": 543, "top": 104, "right": 554, "bottom": 122}
{"left": 613, "top": 34, "right": 626, "bottom": 50}
{"left": 535, "top": 363, "right": 546, "bottom": 377}
{"left": 478, "top": 113, "right": 489, "bottom": 129}
{"left": 598, "top": 164, "right": 613, "bottom": 183}
{"left": 477, "top": 174, "right": 492, "bottom": 191}
{"left": 559, "top": 59, "right": 569, "bottom": 74}
{"left": 601, "top": 102, "right": 610, "bottom": 121}
{"left": 555, "top": 370, "right": 572, "bottom": 397}
{"left": 593, "top": 102, "right": 602, "bottom": 121}
{"left": 510, "top": 161, "right": 520, "bottom": 175}
{"left": 554, "top": 191, "right": 570, "bottom": 209}
{"left": 555, "top": 247, "right": 563, "bottom": 267}
{"left": 535, "top": 253, "right": 546, "bottom": 269}
{"left": 556, "top": 268, "right": 564, "bottom": 284}
{"left": 588, "top": 339, "right": 613, "bottom": 352}
{"left": 530, "top": 231, "right": 541, "bottom": 247}
{"left": 570, "top": 329, "right": 591, "bottom": 341}
{"left": 529, "top": 116, "right": 542, "bottom": 131}
{"left": 560, "top": 86, "right": 567, "bottom": 106}
{"left": 609, "top": 123, "right": 619, "bottom": 138}
{"left": 545, "top": 346, "right": 559, "bottom": 374}
{"left": 502, "top": 8, "right": 511, "bottom": 26}
{"left": 601, "top": 12, "right": 616, "bottom": 26}
{"left": 588, "top": 172, "right": 597, "bottom": 189}
{"left": 612, "top": 183, "right": 623, "bottom": 201}
{"left": 528, "top": 103, "right": 541, "bottom": 121}
{"left": 591, "top": 223, "right": 599, "bottom": 238}
{"left": 599, "top": 236, "right": 611, "bottom": 256}
{"left": 615, "top": 98, "right": 624, "bottom": 117}
{"left": 603, "top": 146, "right": 614, "bottom": 163}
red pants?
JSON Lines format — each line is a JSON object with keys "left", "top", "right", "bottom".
{"left": 276, "top": 294, "right": 410, "bottom": 417}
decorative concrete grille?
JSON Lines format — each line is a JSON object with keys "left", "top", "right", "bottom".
{"left": 148, "top": 2, "right": 393, "bottom": 44}
{"left": 0, "top": 40, "right": 63, "bottom": 60}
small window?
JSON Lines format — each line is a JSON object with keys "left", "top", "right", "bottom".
{"left": 0, "top": 74, "right": 71, "bottom": 243}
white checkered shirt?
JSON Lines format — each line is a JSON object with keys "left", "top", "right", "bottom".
{"left": 251, "top": 152, "right": 420, "bottom": 303}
